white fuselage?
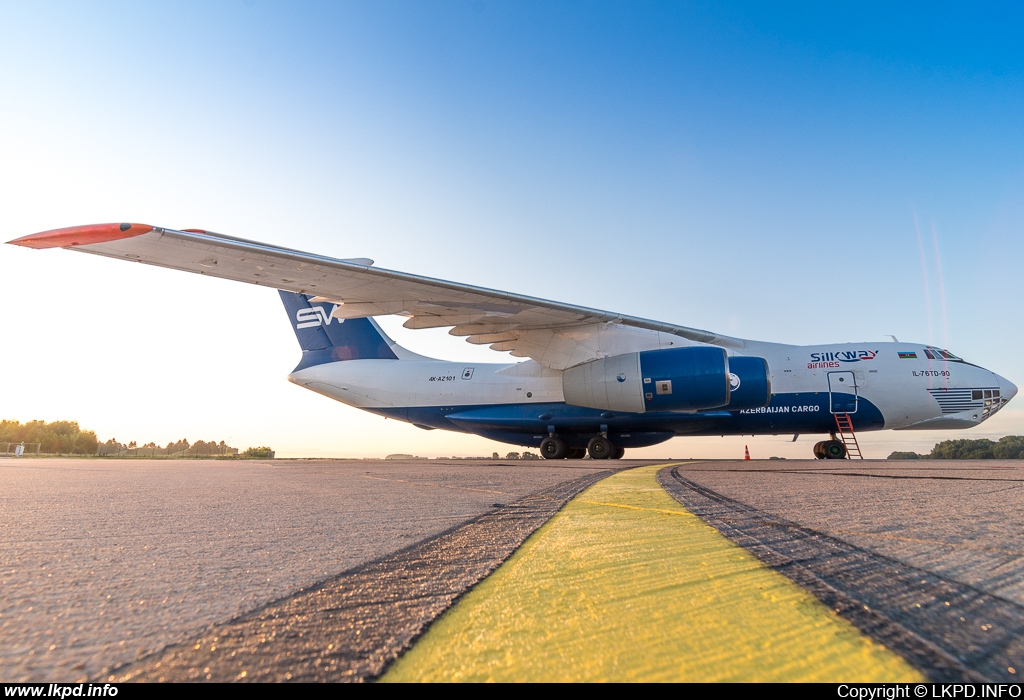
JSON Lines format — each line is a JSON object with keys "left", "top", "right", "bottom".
{"left": 289, "top": 340, "right": 1016, "bottom": 434}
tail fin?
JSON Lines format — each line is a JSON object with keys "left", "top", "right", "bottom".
{"left": 279, "top": 291, "right": 399, "bottom": 369}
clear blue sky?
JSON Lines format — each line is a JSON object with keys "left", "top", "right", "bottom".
{"left": 2, "top": 2, "right": 1022, "bottom": 458}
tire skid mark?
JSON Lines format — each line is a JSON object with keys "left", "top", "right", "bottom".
{"left": 659, "top": 466, "right": 1024, "bottom": 683}
{"left": 686, "top": 468, "right": 1024, "bottom": 483}
{"left": 107, "top": 470, "right": 617, "bottom": 683}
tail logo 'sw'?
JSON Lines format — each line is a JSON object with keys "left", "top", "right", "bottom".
{"left": 296, "top": 305, "right": 341, "bottom": 329}
{"left": 279, "top": 290, "right": 399, "bottom": 363}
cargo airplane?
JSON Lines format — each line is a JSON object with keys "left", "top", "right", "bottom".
{"left": 9, "top": 223, "right": 1017, "bottom": 460}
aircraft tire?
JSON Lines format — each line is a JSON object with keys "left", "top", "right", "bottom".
{"left": 813, "top": 441, "right": 827, "bottom": 459}
{"left": 587, "top": 437, "right": 614, "bottom": 460}
{"left": 824, "top": 440, "right": 847, "bottom": 459}
{"left": 567, "top": 447, "right": 587, "bottom": 459}
{"left": 612, "top": 446, "right": 625, "bottom": 460}
{"left": 540, "top": 436, "right": 569, "bottom": 460}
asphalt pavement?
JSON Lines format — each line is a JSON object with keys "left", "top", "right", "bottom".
{"left": 663, "top": 460, "right": 1024, "bottom": 681}
{"left": 0, "top": 458, "right": 620, "bottom": 681}
{"left": 3, "top": 457, "right": 1022, "bottom": 682}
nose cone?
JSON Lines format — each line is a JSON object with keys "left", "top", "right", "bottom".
{"left": 999, "top": 375, "right": 1018, "bottom": 403}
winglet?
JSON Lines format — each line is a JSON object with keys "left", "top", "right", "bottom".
{"left": 7, "top": 223, "right": 154, "bottom": 249}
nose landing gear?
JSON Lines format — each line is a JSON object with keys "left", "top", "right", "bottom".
{"left": 813, "top": 438, "right": 847, "bottom": 459}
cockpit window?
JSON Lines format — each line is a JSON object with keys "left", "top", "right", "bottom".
{"left": 923, "top": 346, "right": 964, "bottom": 362}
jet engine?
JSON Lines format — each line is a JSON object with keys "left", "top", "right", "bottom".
{"left": 723, "top": 355, "right": 772, "bottom": 411}
{"left": 561, "top": 346, "right": 770, "bottom": 413}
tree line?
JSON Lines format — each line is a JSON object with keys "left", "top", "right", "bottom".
{"left": 888, "top": 436, "right": 1024, "bottom": 460}
{"left": 1, "top": 419, "right": 271, "bottom": 458}
{"left": 1, "top": 420, "right": 98, "bottom": 454}
{"left": 97, "top": 438, "right": 238, "bottom": 457}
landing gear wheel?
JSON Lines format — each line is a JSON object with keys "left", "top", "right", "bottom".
{"left": 813, "top": 441, "right": 827, "bottom": 459}
{"left": 612, "top": 446, "right": 625, "bottom": 460}
{"left": 587, "top": 437, "right": 614, "bottom": 460}
{"left": 567, "top": 447, "right": 587, "bottom": 459}
{"left": 824, "top": 440, "right": 847, "bottom": 459}
{"left": 540, "top": 436, "right": 569, "bottom": 460}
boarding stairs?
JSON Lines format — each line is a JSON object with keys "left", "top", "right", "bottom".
{"left": 833, "top": 413, "right": 863, "bottom": 459}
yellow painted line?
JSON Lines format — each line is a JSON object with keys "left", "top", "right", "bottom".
{"left": 382, "top": 464, "right": 925, "bottom": 682}
{"left": 578, "top": 499, "right": 701, "bottom": 517}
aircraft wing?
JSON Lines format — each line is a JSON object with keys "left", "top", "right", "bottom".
{"left": 8, "top": 223, "right": 746, "bottom": 370}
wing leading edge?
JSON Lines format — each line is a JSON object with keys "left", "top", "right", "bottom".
{"left": 8, "top": 223, "right": 747, "bottom": 369}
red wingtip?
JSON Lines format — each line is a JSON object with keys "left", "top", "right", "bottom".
{"left": 7, "top": 223, "right": 154, "bottom": 249}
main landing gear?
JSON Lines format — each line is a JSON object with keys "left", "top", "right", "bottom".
{"left": 812, "top": 437, "right": 847, "bottom": 460}
{"left": 540, "top": 435, "right": 623, "bottom": 460}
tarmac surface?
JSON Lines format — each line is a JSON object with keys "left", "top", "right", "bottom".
{"left": 672, "top": 461, "right": 1024, "bottom": 609}
{"left": 383, "top": 465, "right": 925, "bottom": 682}
{"left": 0, "top": 458, "right": 627, "bottom": 682}
{"left": 2, "top": 457, "right": 1022, "bottom": 682}
{"left": 663, "top": 460, "right": 1024, "bottom": 681}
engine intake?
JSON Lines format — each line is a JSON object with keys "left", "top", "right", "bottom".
{"left": 561, "top": 347, "right": 771, "bottom": 413}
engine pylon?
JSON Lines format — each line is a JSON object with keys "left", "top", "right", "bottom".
{"left": 744, "top": 445, "right": 751, "bottom": 460}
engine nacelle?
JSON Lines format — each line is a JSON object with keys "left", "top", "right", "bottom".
{"left": 722, "top": 355, "right": 772, "bottom": 411}
{"left": 561, "top": 347, "right": 771, "bottom": 413}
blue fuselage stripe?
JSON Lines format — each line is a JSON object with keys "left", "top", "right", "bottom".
{"left": 366, "top": 392, "right": 884, "bottom": 448}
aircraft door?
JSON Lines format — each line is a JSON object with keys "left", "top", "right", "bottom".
{"left": 827, "top": 371, "right": 858, "bottom": 414}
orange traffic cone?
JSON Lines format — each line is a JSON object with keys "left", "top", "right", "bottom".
{"left": 744, "top": 445, "right": 751, "bottom": 460}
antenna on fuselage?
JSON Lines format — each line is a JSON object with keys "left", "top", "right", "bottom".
{"left": 887, "top": 335, "right": 899, "bottom": 342}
